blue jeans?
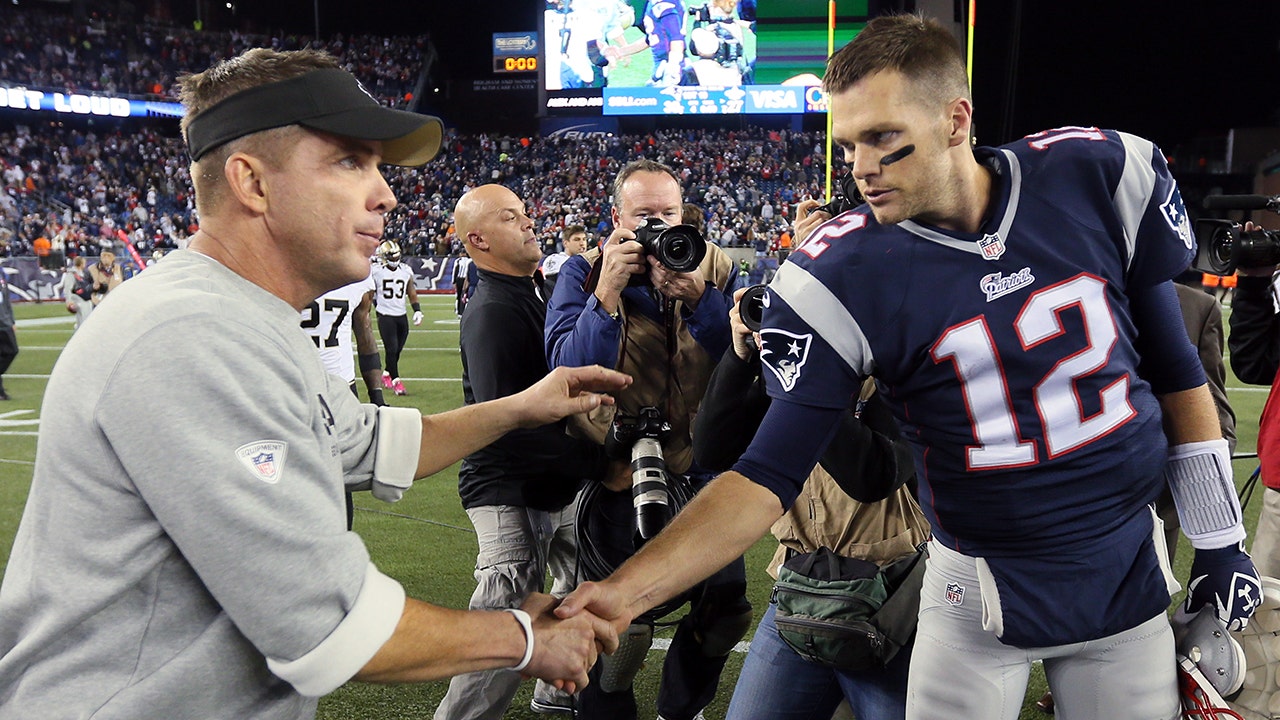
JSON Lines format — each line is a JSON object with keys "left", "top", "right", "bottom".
{"left": 726, "top": 604, "right": 909, "bottom": 720}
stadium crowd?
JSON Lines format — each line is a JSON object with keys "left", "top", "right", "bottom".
{"left": 1, "top": 121, "right": 833, "bottom": 265}
{"left": 0, "top": 4, "right": 428, "bottom": 108}
{"left": 0, "top": 3, "right": 834, "bottom": 266}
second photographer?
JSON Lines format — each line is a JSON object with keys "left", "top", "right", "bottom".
{"left": 1227, "top": 221, "right": 1280, "bottom": 580}
{"left": 545, "top": 160, "right": 748, "bottom": 720}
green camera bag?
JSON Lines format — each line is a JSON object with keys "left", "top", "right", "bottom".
{"left": 772, "top": 544, "right": 926, "bottom": 671}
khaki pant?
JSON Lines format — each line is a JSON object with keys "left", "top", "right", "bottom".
{"left": 1252, "top": 487, "right": 1280, "bottom": 580}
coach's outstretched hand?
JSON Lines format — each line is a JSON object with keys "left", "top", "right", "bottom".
{"left": 513, "top": 365, "right": 631, "bottom": 428}
{"left": 1181, "top": 541, "right": 1264, "bottom": 632}
{"left": 520, "top": 593, "right": 619, "bottom": 692}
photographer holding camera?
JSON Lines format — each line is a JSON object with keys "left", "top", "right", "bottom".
{"left": 544, "top": 159, "right": 748, "bottom": 720}
{"left": 1227, "top": 220, "right": 1280, "bottom": 579}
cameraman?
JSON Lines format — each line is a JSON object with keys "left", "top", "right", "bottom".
{"left": 545, "top": 159, "right": 746, "bottom": 720}
{"left": 1228, "top": 223, "right": 1280, "bottom": 579}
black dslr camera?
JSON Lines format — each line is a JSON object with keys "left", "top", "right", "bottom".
{"left": 813, "top": 173, "right": 860, "bottom": 217}
{"left": 604, "top": 406, "right": 673, "bottom": 540}
{"left": 630, "top": 217, "right": 707, "bottom": 285}
{"left": 1195, "top": 194, "right": 1280, "bottom": 274}
{"left": 814, "top": 194, "right": 855, "bottom": 217}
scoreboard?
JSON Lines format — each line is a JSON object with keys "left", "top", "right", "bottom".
{"left": 493, "top": 32, "right": 539, "bottom": 74}
{"left": 494, "top": 55, "right": 538, "bottom": 73}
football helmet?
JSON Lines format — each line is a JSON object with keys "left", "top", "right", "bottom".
{"left": 376, "top": 240, "right": 402, "bottom": 268}
{"left": 1228, "top": 575, "right": 1280, "bottom": 719}
{"left": 1176, "top": 606, "right": 1246, "bottom": 719}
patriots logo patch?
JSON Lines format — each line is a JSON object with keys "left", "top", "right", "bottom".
{"left": 235, "top": 440, "right": 288, "bottom": 484}
{"left": 1160, "top": 186, "right": 1194, "bottom": 251}
{"left": 759, "top": 329, "right": 812, "bottom": 393}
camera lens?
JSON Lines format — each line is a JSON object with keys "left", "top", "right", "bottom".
{"left": 630, "top": 437, "right": 671, "bottom": 540}
{"left": 1209, "top": 225, "right": 1235, "bottom": 274}
{"left": 740, "top": 284, "right": 767, "bottom": 332}
{"left": 653, "top": 225, "right": 706, "bottom": 273}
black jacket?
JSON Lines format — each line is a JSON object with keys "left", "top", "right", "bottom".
{"left": 458, "top": 269, "right": 607, "bottom": 510}
{"left": 1228, "top": 275, "right": 1280, "bottom": 386}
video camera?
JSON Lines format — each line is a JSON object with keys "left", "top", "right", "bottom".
{"left": 630, "top": 217, "right": 707, "bottom": 285}
{"left": 604, "top": 406, "right": 673, "bottom": 540}
{"left": 1195, "top": 194, "right": 1280, "bottom": 274}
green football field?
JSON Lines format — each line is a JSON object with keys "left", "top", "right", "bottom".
{"left": 0, "top": 292, "right": 1267, "bottom": 719}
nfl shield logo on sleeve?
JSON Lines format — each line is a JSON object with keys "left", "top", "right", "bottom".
{"left": 235, "top": 441, "right": 289, "bottom": 484}
{"left": 945, "top": 582, "right": 965, "bottom": 606}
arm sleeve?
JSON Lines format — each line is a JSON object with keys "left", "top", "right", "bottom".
{"left": 817, "top": 392, "right": 916, "bottom": 503}
{"left": 692, "top": 347, "right": 771, "bottom": 472}
{"left": 681, "top": 277, "right": 738, "bottom": 363}
{"left": 1228, "top": 274, "right": 1280, "bottom": 385}
{"left": 98, "top": 316, "right": 399, "bottom": 693}
{"left": 545, "top": 255, "right": 623, "bottom": 369}
{"left": 698, "top": 347, "right": 914, "bottom": 503}
{"left": 1130, "top": 280, "right": 1206, "bottom": 394}
{"left": 731, "top": 398, "right": 844, "bottom": 510}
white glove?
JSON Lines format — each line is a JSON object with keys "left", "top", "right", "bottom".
{"left": 412, "top": 310, "right": 423, "bottom": 326}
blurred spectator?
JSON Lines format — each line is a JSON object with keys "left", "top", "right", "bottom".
{"left": 61, "top": 255, "right": 93, "bottom": 330}
{"left": 88, "top": 250, "right": 122, "bottom": 305}
{"left": 0, "top": 270, "right": 15, "bottom": 399}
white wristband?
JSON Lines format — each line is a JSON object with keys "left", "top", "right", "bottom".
{"left": 505, "top": 608, "right": 534, "bottom": 672}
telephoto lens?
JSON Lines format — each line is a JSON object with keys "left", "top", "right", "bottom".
{"left": 630, "top": 437, "right": 671, "bottom": 540}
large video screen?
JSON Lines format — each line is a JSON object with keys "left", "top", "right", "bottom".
{"left": 540, "top": 0, "right": 867, "bottom": 116}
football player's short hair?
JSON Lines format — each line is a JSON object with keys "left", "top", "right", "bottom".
{"left": 562, "top": 225, "right": 587, "bottom": 243}
{"left": 611, "top": 159, "right": 682, "bottom": 212}
{"left": 823, "top": 14, "right": 970, "bottom": 109}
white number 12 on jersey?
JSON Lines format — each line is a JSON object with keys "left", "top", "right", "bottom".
{"left": 931, "top": 274, "right": 1135, "bottom": 470}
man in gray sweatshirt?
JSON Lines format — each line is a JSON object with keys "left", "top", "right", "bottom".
{"left": 0, "top": 48, "right": 626, "bottom": 720}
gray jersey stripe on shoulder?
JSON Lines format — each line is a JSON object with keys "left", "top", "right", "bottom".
{"left": 993, "top": 148, "right": 1022, "bottom": 243}
{"left": 770, "top": 262, "right": 874, "bottom": 377}
{"left": 1114, "top": 132, "right": 1157, "bottom": 274}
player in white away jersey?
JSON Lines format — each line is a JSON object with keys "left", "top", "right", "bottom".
{"left": 370, "top": 241, "right": 421, "bottom": 396}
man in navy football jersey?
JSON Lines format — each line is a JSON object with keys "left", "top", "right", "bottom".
{"left": 559, "top": 14, "right": 1260, "bottom": 719}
